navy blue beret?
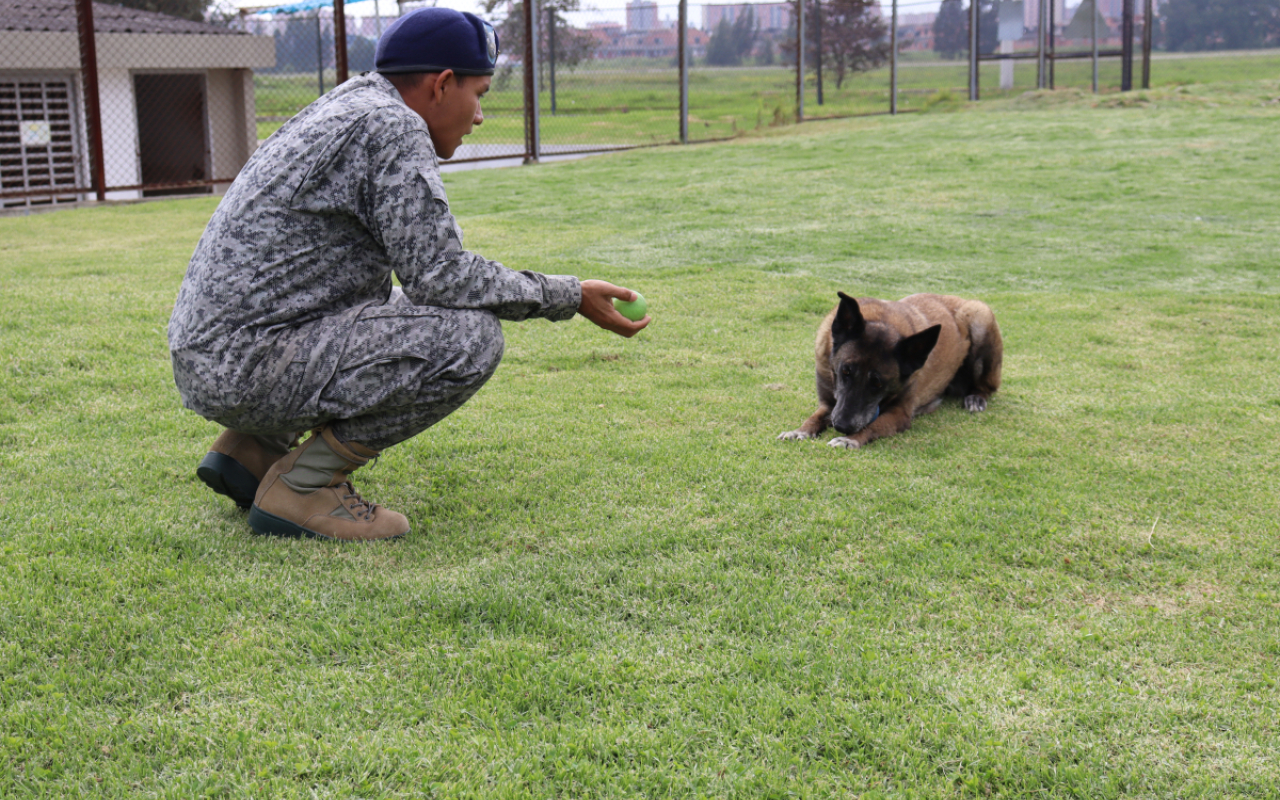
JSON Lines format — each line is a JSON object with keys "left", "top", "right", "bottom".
{"left": 376, "top": 8, "right": 500, "bottom": 76}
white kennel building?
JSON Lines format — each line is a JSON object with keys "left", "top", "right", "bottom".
{"left": 1, "top": 0, "right": 273, "bottom": 206}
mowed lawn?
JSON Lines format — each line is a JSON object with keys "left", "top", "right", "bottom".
{"left": 1, "top": 78, "right": 1279, "bottom": 798}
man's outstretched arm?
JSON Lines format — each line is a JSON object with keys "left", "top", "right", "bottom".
{"left": 362, "top": 129, "right": 576, "bottom": 320}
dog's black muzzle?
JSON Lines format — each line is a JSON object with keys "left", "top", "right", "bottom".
{"left": 832, "top": 404, "right": 881, "bottom": 435}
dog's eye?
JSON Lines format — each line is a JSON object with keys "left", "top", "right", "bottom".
{"left": 868, "top": 374, "right": 882, "bottom": 389}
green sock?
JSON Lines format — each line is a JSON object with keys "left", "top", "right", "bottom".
{"left": 280, "top": 435, "right": 355, "bottom": 493}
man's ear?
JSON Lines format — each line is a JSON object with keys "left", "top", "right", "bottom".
{"left": 896, "top": 324, "right": 941, "bottom": 379}
{"left": 831, "top": 292, "right": 865, "bottom": 350}
{"left": 429, "top": 69, "right": 456, "bottom": 103}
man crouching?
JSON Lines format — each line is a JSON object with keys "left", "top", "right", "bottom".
{"left": 168, "top": 9, "right": 648, "bottom": 541}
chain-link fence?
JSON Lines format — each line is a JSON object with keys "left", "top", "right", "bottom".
{"left": 689, "top": 2, "right": 796, "bottom": 141}
{"left": 5, "top": 0, "right": 1277, "bottom": 209}
{"left": 2, "top": 0, "right": 270, "bottom": 209}
{"left": 236, "top": 0, "right": 529, "bottom": 162}
{"left": 514, "top": 3, "right": 682, "bottom": 153}
{"left": 965, "top": 0, "right": 1164, "bottom": 98}
{"left": 238, "top": 2, "right": 385, "bottom": 143}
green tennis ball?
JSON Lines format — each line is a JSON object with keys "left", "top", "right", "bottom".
{"left": 613, "top": 293, "right": 647, "bottom": 322}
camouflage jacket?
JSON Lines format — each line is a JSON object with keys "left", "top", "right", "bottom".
{"left": 168, "top": 72, "right": 580, "bottom": 412}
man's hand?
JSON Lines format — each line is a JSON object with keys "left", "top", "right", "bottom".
{"left": 578, "top": 280, "right": 651, "bottom": 338}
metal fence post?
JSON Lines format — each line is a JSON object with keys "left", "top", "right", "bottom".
{"left": 1048, "top": 0, "right": 1056, "bottom": 88}
{"left": 549, "top": 7, "right": 557, "bottom": 115}
{"left": 1092, "top": 0, "right": 1099, "bottom": 93}
{"left": 679, "top": 0, "right": 688, "bottom": 144}
{"left": 795, "top": 0, "right": 804, "bottom": 123}
{"left": 74, "top": 0, "right": 105, "bottom": 201}
{"left": 523, "top": 0, "right": 540, "bottom": 162}
{"left": 1037, "top": 0, "right": 1046, "bottom": 89}
{"left": 890, "top": 0, "right": 898, "bottom": 114}
{"left": 334, "top": 0, "right": 348, "bottom": 85}
{"left": 315, "top": 11, "right": 325, "bottom": 96}
{"left": 968, "top": 0, "right": 979, "bottom": 101}
{"left": 1141, "top": 0, "right": 1153, "bottom": 89}
{"left": 815, "top": 0, "right": 823, "bottom": 106}
{"left": 1121, "top": 0, "right": 1134, "bottom": 91}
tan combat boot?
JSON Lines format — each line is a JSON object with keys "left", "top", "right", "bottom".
{"left": 248, "top": 427, "right": 410, "bottom": 542}
{"left": 197, "top": 430, "right": 294, "bottom": 509}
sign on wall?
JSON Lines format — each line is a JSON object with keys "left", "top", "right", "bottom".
{"left": 21, "top": 120, "right": 52, "bottom": 146}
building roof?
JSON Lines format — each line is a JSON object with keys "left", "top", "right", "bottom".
{"left": 0, "top": 0, "right": 247, "bottom": 35}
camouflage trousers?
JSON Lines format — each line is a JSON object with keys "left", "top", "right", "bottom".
{"left": 179, "top": 290, "right": 504, "bottom": 451}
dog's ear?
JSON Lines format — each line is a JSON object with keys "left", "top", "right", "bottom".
{"left": 896, "top": 324, "right": 941, "bottom": 378}
{"left": 831, "top": 292, "right": 865, "bottom": 349}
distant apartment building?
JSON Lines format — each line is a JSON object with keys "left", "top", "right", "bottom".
{"left": 898, "top": 10, "right": 936, "bottom": 27}
{"left": 587, "top": 20, "right": 624, "bottom": 40}
{"left": 588, "top": 21, "right": 707, "bottom": 59}
{"left": 626, "top": 0, "right": 659, "bottom": 31}
{"left": 896, "top": 11, "right": 936, "bottom": 52}
{"left": 704, "top": 2, "right": 792, "bottom": 33}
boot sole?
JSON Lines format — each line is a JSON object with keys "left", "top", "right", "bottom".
{"left": 247, "top": 505, "right": 407, "bottom": 542}
{"left": 196, "top": 452, "right": 260, "bottom": 510}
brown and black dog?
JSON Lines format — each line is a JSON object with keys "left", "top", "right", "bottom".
{"left": 778, "top": 292, "right": 1002, "bottom": 449}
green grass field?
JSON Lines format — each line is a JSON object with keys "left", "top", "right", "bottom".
{"left": 3, "top": 76, "right": 1280, "bottom": 797}
{"left": 255, "top": 49, "right": 1280, "bottom": 144}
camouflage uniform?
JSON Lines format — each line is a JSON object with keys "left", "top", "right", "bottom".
{"left": 168, "top": 73, "right": 581, "bottom": 451}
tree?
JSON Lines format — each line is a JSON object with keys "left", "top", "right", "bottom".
{"left": 756, "top": 38, "right": 776, "bottom": 66}
{"left": 480, "top": 0, "right": 597, "bottom": 69}
{"left": 112, "top": 0, "right": 214, "bottom": 23}
{"left": 706, "top": 7, "right": 758, "bottom": 66}
{"left": 977, "top": 0, "right": 999, "bottom": 56}
{"left": 273, "top": 15, "right": 327, "bottom": 74}
{"left": 810, "top": 0, "right": 888, "bottom": 89}
{"left": 348, "top": 35, "right": 377, "bottom": 73}
{"left": 781, "top": 0, "right": 889, "bottom": 82}
{"left": 1161, "top": 0, "right": 1280, "bottom": 51}
{"left": 932, "top": 0, "right": 1000, "bottom": 59}
{"left": 933, "top": 0, "right": 968, "bottom": 59}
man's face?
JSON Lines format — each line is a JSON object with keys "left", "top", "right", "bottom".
{"left": 425, "top": 74, "right": 489, "bottom": 160}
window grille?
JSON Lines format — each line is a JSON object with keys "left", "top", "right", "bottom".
{"left": 0, "top": 77, "right": 85, "bottom": 209}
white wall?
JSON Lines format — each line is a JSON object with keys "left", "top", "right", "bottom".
{"left": 97, "top": 67, "right": 141, "bottom": 200}
{"left": 0, "top": 31, "right": 274, "bottom": 71}
{"left": 205, "top": 68, "right": 256, "bottom": 188}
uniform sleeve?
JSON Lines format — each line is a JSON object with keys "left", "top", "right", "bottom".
{"left": 362, "top": 128, "right": 581, "bottom": 321}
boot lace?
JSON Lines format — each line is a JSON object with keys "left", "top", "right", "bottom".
{"left": 341, "top": 481, "right": 376, "bottom": 521}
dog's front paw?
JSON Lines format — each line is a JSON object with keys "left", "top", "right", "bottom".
{"left": 778, "top": 429, "right": 818, "bottom": 441}
{"left": 828, "top": 436, "right": 862, "bottom": 449}
{"left": 963, "top": 394, "right": 988, "bottom": 413}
